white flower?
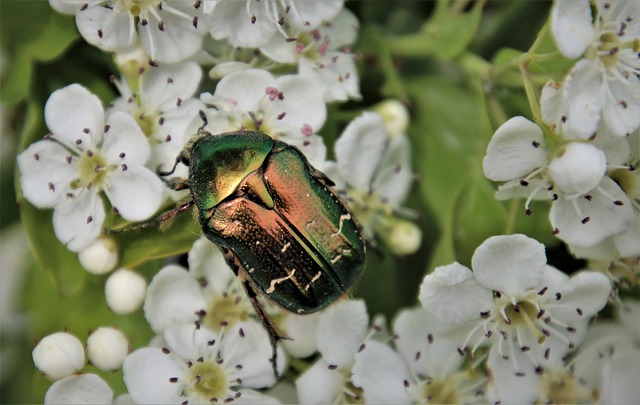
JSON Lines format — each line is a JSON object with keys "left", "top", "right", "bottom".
{"left": 324, "top": 112, "right": 420, "bottom": 255}
{"left": 105, "top": 269, "right": 147, "bottom": 314}
{"left": 420, "top": 234, "right": 611, "bottom": 376}
{"left": 17, "top": 84, "right": 163, "bottom": 251}
{"left": 44, "top": 374, "right": 113, "bottom": 405}
{"left": 207, "top": 0, "right": 344, "bottom": 48}
{"left": 108, "top": 61, "right": 206, "bottom": 180}
{"left": 260, "top": 8, "right": 361, "bottom": 102}
{"left": 200, "top": 69, "right": 328, "bottom": 167}
{"left": 390, "top": 307, "right": 487, "bottom": 404}
{"left": 295, "top": 299, "right": 374, "bottom": 404}
{"left": 550, "top": 0, "right": 640, "bottom": 138}
{"left": 123, "top": 322, "right": 282, "bottom": 404}
{"left": 483, "top": 116, "right": 634, "bottom": 247}
{"left": 78, "top": 236, "right": 118, "bottom": 274}
{"left": 49, "top": 0, "right": 209, "bottom": 64}
{"left": 33, "top": 332, "right": 85, "bottom": 380}
{"left": 488, "top": 300, "right": 640, "bottom": 404}
{"left": 143, "top": 237, "right": 250, "bottom": 334}
{"left": 86, "top": 327, "right": 129, "bottom": 371}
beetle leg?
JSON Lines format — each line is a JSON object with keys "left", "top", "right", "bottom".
{"left": 241, "top": 279, "right": 289, "bottom": 381}
{"left": 162, "top": 177, "right": 190, "bottom": 191}
{"left": 107, "top": 200, "right": 194, "bottom": 233}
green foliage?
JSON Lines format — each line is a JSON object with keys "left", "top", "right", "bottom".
{"left": 0, "top": 1, "right": 78, "bottom": 104}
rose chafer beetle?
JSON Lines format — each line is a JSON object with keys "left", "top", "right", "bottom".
{"left": 157, "top": 128, "right": 366, "bottom": 376}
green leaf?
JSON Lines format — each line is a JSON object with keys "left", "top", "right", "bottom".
{"left": 19, "top": 200, "right": 87, "bottom": 297}
{"left": 113, "top": 210, "right": 202, "bottom": 269}
{"left": 1, "top": 4, "right": 78, "bottom": 103}
{"left": 390, "top": 0, "right": 484, "bottom": 60}
{"left": 408, "top": 76, "right": 500, "bottom": 268}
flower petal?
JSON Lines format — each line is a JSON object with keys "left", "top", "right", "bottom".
{"left": 45, "top": 84, "right": 105, "bottom": 149}
{"left": 393, "top": 307, "right": 462, "bottom": 378}
{"left": 472, "top": 234, "right": 547, "bottom": 296}
{"left": 486, "top": 345, "right": 541, "bottom": 404}
{"left": 208, "top": 1, "right": 276, "bottom": 48}
{"left": 335, "top": 112, "right": 387, "bottom": 189}
{"left": 44, "top": 374, "right": 113, "bottom": 405}
{"left": 419, "top": 263, "right": 493, "bottom": 325}
{"left": 263, "top": 74, "right": 327, "bottom": 138}
{"left": 221, "top": 321, "right": 279, "bottom": 389}
{"left": 144, "top": 265, "right": 207, "bottom": 333}
{"left": 601, "top": 352, "right": 640, "bottom": 405}
{"left": 295, "top": 358, "right": 344, "bottom": 404}
{"left": 122, "top": 347, "right": 184, "bottom": 404}
{"left": 352, "top": 340, "right": 413, "bottom": 404}
{"left": 106, "top": 165, "right": 163, "bottom": 221}
{"left": 103, "top": 112, "right": 150, "bottom": 164}
{"left": 550, "top": 177, "right": 634, "bottom": 247}
{"left": 286, "top": 0, "right": 343, "bottom": 31}
{"left": 483, "top": 116, "right": 547, "bottom": 181}
{"left": 601, "top": 75, "right": 640, "bottom": 137}
{"left": 562, "top": 59, "right": 604, "bottom": 140}
{"left": 139, "top": 8, "right": 204, "bottom": 63}
{"left": 316, "top": 299, "right": 368, "bottom": 369}
{"left": 18, "top": 140, "right": 76, "bottom": 208}
{"left": 76, "top": 6, "right": 136, "bottom": 53}
{"left": 141, "top": 62, "right": 203, "bottom": 112}
{"left": 555, "top": 271, "right": 610, "bottom": 320}
{"left": 551, "top": 0, "right": 595, "bottom": 58}
{"left": 215, "top": 69, "right": 273, "bottom": 114}
{"left": 371, "top": 132, "right": 412, "bottom": 206}
{"left": 52, "top": 191, "right": 104, "bottom": 252}
{"left": 281, "top": 312, "right": 321, "bottom": 358}
{"left": 163, "top": 323, "right": 218, "bottom": 362}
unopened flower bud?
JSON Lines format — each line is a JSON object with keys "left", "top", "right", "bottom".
{"left": 33, "top": 332, "right": 85, "bottom": 380}
{"left": 372, "top": 99, "right": 410, "bottom": 137}
{"left": 87, "top": 327, "right": 129, "bottom": 371}
{"left": 78, "top": 236, "right": 118, "bottom": 275}
{"left": 105, "top": 269, "right": 147, "bottom": 314}
{"left": 382, "top": 218, "right": 422, "bottom": 256}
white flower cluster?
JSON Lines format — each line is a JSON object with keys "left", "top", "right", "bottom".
{"left": 483, "top": 0, "right": 639, "bottom": 263}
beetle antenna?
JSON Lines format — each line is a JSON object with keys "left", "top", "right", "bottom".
{"left": 198, "top": 109, "right": 208, "bottom": 130}
{"left": 157, "top": 158, "right": 181, "bottom": 177}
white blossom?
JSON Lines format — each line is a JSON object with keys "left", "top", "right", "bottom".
{"left": 420, "top": 234, "right": 611, "bottom": 377}
{"left": 123, "top": 322, "right": 282, "bottom": 404}
{"left": 207, "top": 0, "right": 344, "bottom": 49}
{"left": 144, "top": 237, "right": 251, "bottom": 334}
{"left": 33, "top": 332, "right": 85, "bottom": 380}
{"left": 200, "top": 69, "right": 328, "bottom": 167}
{"left": 390, "top": 307, "right": 487, "bottom": 403}
{"left": 324, "top": 111, "right": 420, "bottom": 255}
{"left": 550, "top": 0, "right": 640, "bottom": 138}
{"left": 17, "top": 84, "right": 163, "bottom": 251}
{"left": 49, "top": 0, "right": 209, "bottom": 64}
{"left": 260, "top": 8, "right": 361, "bottom": 102}
{"left": 108, "top": 61, "right": 206, "bottom": 181}
{"left": 483, "top": 116, "right": 634, "bottom": 247}
{"left": 295, "top": 299, "right": 375, "bottom": 404}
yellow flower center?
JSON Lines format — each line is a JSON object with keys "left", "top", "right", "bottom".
{"left": 204, "top": 293, "right": 250, "bottom": 332}
{"left": 184, "top": 361, "right": 229, "bottom": 401}
{"left": 73, "top": 150, "right": 111, "bottom": 190}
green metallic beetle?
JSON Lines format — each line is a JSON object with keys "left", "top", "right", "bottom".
{"left": 159, "top": 128, "right": 366, "bottom": 376}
